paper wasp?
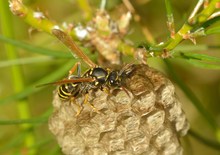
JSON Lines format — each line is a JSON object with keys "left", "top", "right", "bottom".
{"left": 39, "top": 29, "right": 134, "bottom": 116}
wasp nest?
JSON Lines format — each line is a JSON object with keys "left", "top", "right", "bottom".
{"left": 49, "top": 64, "right": 189, "bottom": 155}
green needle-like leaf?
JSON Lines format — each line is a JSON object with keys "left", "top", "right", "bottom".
{"left": 173, "top": 52, "right": 220, "bottom": 69}
{"left": 164, "top": 60, "right": 218, "bottom": 130}
{"left": 0, "top": 132, "right": 26, "bottom": 153}
{"left": 176, "top": 52, "right": 220, "bottom": 62}
{"left": 0, "top": 117, "right": 48, "bottom": 125}
{"left": 206, "top": 26, "right": 220, "bottom": 35}
{"left": 189, "top": 129, "right": 220, "bottom": 150}
{"left": 185, "top": 59, "right": 220, "bottom": 69}
{"left": 0, "top": 60, "right": 75, "bottom": 105}
{"left": 0, "top": 108, "right": 52, "bottom": 125}
{"left": 0, "top": 35, "right": 72, "bottom": 58}
{"left": 0, "top": 57, "right": 54, "bottom": 68}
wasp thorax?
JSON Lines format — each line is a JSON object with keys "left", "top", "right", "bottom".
{"left": 85, "top": 67, "right": 108, "bottom": 86}
{"left": 49, "top": 64, "right": 189, "bottom": 155}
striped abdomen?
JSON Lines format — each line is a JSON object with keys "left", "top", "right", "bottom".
{"left": 58, "top": 83, "right": 79, "bottom": 100}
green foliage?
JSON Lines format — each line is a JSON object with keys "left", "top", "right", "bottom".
{"left": 1, "top": 0, "right": 220, "bottom": 155}
{"left": 0, "top": 35, "right": 72, "bottom": 58}
{"left": 173, "top": 52, "right": 220, "bottom": 69}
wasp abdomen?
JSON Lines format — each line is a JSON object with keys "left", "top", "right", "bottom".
{"left": 58, "top": 83, "right": 79, "bottom": 100}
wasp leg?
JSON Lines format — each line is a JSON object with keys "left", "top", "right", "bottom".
{"left": 102, "top": 87, "right": 110, "bottom": 95}
{"left": 75, "top": 104, "right": 84, "bottom": 117}
{"left": 84, "top": 94, "right": 100, "bottom": 114}
{"left": 121, "top": 86, "right": 132, "bottom": 98}
{"left": 75, "top": 100, "right": 84, "bottom": 117}
{"left": 68, "top": 97, "right": 84, "bottom": 117}
{"left": 69, "top": 62, "right": 81, "bottom": 76}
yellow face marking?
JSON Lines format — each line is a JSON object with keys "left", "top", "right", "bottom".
{"left": 115, "top": 74, "right": 118, "bottom": 80}
{"left": 89, "top": 69, "right": 93, "bottom": 75}
{"left": 95, "top": 81, "right": 99, "bottom": 85}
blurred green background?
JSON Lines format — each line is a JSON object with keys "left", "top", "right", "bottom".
{"left": 0, "top": 0, "right": 220, "bottom": 155}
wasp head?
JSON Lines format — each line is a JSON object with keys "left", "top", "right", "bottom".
{"left": 107, "top": 71, "right": 121, "bottom": 87}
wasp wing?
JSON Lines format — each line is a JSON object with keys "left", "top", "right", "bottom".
{"left": 36, "top": 77, "right": 94, "bottom": 87}
{"left": 52, "top": 29, "right": 96, "bottom": 68}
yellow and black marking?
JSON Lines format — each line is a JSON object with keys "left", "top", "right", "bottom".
{"left": 58, "top": 84, "right": 72, "bottom": 100}
{"left": 83, "top": 67, "right": 110, "bottom": 86}
{"left": 38, "top": 29, "right": 136, "bottom": 116}
{"left": 57, "top": 64, "right": 134, "bottom": 104}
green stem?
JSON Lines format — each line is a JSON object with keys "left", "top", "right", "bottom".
{"left": 9, "top": 0, "right": 56, "bottom": 34}
{"left": 0, "top": 107, "right": 52, "bottom": 125}
{"left": 9, "top": 0, "right": 137, "bottom": 59}
{"left": 0, "top": 1, "right": 36, "bottom": 154}
{"left": 165, "top": 0, "right": 175, "bottom": 38}
{"left": 197, "top": 0, "right": 220, "bottom": 23}
{"left": 165, "top": 23, "right": 192, "bottom": 50}
{"left": 151, "top": 0, "right": 220, "bottom": 53}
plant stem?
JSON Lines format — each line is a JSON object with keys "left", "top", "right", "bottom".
{"left": 150, "top": 0, "right": 220, "bottom": 54}
{"left": 0, "top": 1, "right": 36, "bottom": 154}
{"left": 165, "top": 0, "right": 175, "bottom": 38}
{"left": 9, "top": 0, "right": 57, "bottom": 34}
{"left": 166, "top": 24, "right": 192, "bottom": 50}
{"left": 166, "top": 0, "right": 220, "bottom": 50}
{"left": 197, "top": 0, "right": 220, "bottom": 23}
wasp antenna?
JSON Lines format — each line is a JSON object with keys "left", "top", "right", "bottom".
{"left": 52, "top": 29, "right": 97, "bottom": 68}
